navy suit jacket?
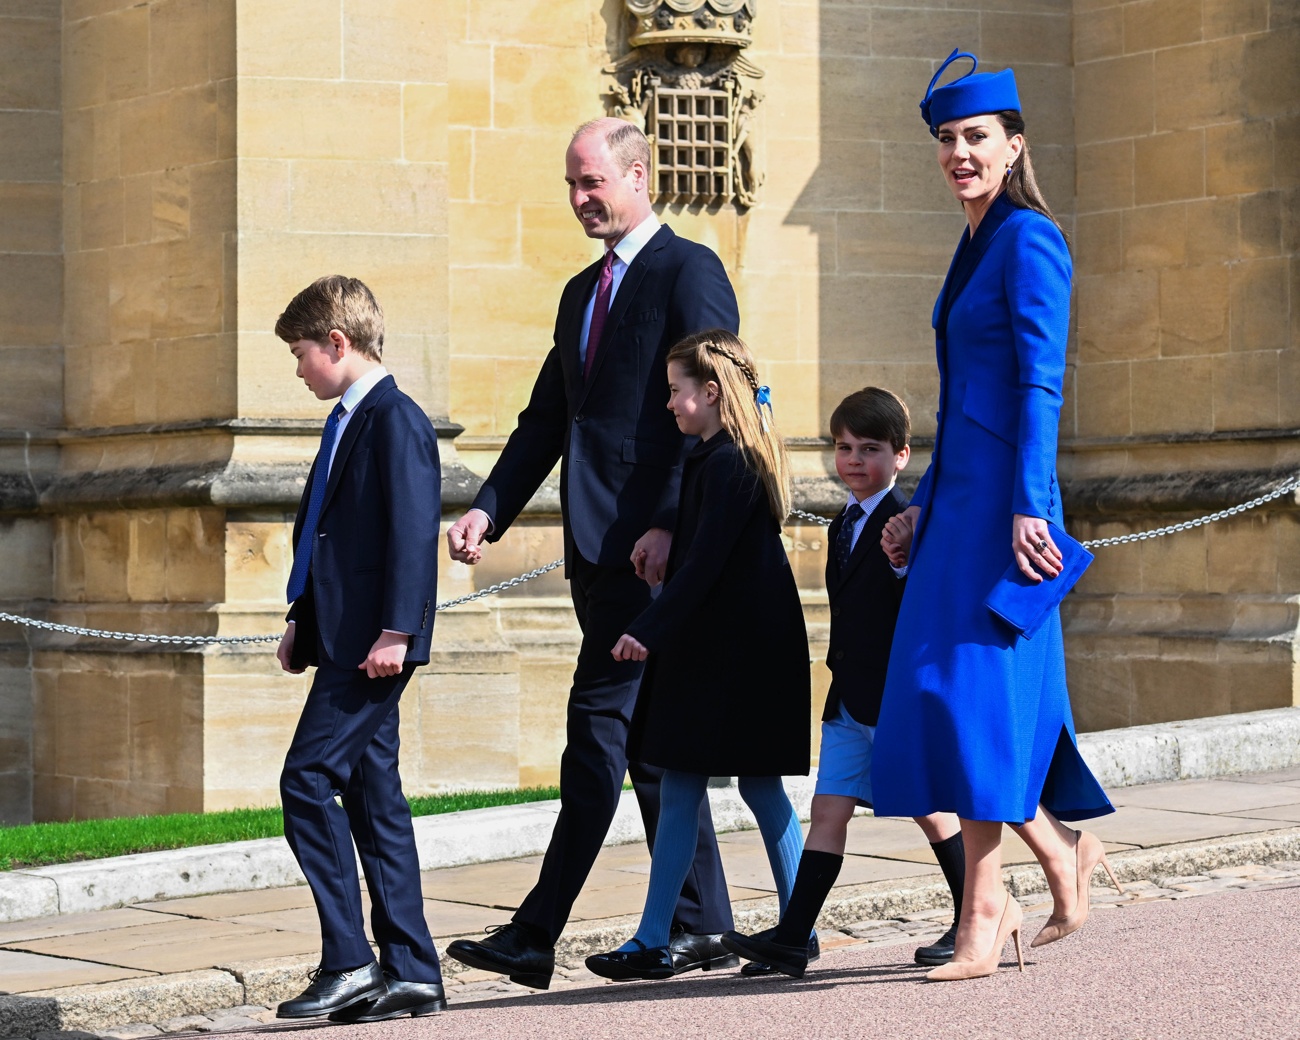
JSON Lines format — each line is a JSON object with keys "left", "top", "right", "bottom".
{"left": 287, "top": 376, "right": 441, "bottom": 669}
{"left": 822, "top": 486, "right": 909, "bottom": 727}
{"left": 471, "top": 224, "right": 740, "bottom": 569}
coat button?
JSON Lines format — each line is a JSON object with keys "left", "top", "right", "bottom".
{"left": 575, "top": 413, "right": 585, "bottom": 422}
{"left": 834, "top": 650, "right": 844, "bottom": 660}
{"left": 832, "top": 607, "right": 841, "bottom": 617}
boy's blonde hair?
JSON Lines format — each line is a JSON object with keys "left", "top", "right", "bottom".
{"left": 666, "top": 329, "right": 792, "bottom": 522}
{"left": 275, "top": 275, "right": 384, "bottom": 360}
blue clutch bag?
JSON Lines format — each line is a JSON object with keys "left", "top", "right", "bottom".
{"left": 984, "top": 523, "right": 1093, "bottom": 638}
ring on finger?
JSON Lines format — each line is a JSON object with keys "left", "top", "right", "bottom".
{"left": 1035, "top": 539, "right": 1048, "bottom": 552}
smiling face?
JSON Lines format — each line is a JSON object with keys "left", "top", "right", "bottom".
{"left": 936, "top": 114, "right": 1023, "bottom": 214}
{"left": 666, "top": 359, "right": 722, "bottom": 439}
{"left": 565, "top": 131, "right": 651, "bottom": 246}
{"left": 833, "top": 430, "right": 909, "bottom": 501}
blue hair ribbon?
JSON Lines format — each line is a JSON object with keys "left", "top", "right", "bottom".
{"left": 755, "top": 384, "right": 772, "bottom": 432}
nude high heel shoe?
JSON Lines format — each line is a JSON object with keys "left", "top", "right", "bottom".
{"left": 1030, "top": 829, "right": 1123, "bottom": 949}
{"left": 925, "top": 890, "right": 1023, "bottom": 982}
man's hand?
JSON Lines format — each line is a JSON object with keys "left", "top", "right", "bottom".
{"left": 881, "top": 506, "right": 920, "bottom": 569}
{"left": 447, "top": 507, "right": 492, "bottom": 564}
{"left": 1012, "top": 513, "right": 1062, "bottom": 584}
{"left": 276, "top": 624, "right": 305, "bottom": 674}
{"left": 631, "top": 527, "right": 672, "bottom": 586}
{"left": 359, "top": 631, "right": 409, "bottom": 678}
{"left": 611, "top": 633, "right": 649, "bottom": 662}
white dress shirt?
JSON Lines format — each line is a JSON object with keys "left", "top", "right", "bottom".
{"left": 843, "top": 485, "right": 908, "bottom": 578}
{"left": 327, "top": 365, "right": 389, "bottom": 478}
{"left": 577, "top": 213, "right": 662, "bottom": 367}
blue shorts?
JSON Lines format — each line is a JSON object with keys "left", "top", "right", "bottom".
{"left": 814, "top": 702, "right": 876, "bottom": 806}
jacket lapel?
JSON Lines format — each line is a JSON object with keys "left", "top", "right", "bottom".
{"left": 563, "top": 257, "right": 605, "bottom": 393}
{"left": 936, "top": 193, "right": 1016, "bottom": 335}
{"left": 318, "top": 376, "right": 394, "bottom": 516}
{"left": 825, "top": 512, "right": 845, "bottom": 588}
{"left": 578, "top": 224, "right": 673, "bottom": 402}
{"left": 836, "top": 498, "right": 892, "bottom": 588}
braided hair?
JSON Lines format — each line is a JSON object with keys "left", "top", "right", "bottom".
{"left": 666, "top": 329, "right": 792, "bottom": 521}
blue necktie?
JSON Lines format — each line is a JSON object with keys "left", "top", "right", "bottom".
{"left": 835, "top": 502, "right": 865, "bottom": 573}
{"left": 286, "top": 402, "right": 346, "bottom": 603}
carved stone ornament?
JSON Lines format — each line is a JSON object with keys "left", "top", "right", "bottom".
{"left": 606, "top": 1, "right": 765, "bottom": 208}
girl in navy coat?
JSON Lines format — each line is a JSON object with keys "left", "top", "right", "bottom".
{"left": 585, "top": 330, "right": 811, "bottom": 982}
{"left": 871, "top": 52, "right": 1120, "bottom": 981}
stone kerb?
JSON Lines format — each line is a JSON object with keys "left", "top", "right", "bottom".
{"left": 2, "top": 708, "right": 1299, "bottom": 925}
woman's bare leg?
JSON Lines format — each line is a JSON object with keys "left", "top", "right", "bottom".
{"left": 952, "top": 818, "right": 1005, "bottom": 961}
{"left": 1011, "top": 805, "right": 1078, "bottom": 915}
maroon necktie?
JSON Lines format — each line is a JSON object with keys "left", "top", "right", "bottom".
{"left": 583, "top": 250, "right": 616, "bottom": 381}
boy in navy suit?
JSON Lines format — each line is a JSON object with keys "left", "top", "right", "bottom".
{"left": 723, "top": 388, "right": 965, "bottom": 977}
{"left": 273, "top": 276, "right": 445, "bottom": 1022}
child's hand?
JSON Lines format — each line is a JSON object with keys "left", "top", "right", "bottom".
{"left": 631, "top": 527, "right": 672, "bottom": 586}
{"left": 276, "top": 624, "right": 306, "bottom": 674}
{"left": 359, "top": 631, "right": 409, "bottom": 678}
{"left": 881, "top": 507, "right": 919, "bottom": 568}
{"left": 611, "top": 633, "right": 649, "bottom": 662}
{"left": 447, "top": 508, "right": 491, "bottom": 564}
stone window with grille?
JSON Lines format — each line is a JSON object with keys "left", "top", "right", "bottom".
{"left": 652, "top": 87, "right": 733, "bottom": 203}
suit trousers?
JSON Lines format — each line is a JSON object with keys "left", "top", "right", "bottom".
{"left": 281, "top": 660, "right": 441, "bottom": 982}
{"left": 513, "top": 553, "right": 733, "bottom": 942}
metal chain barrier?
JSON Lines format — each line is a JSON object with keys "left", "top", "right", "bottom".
{"left": 1, "top": 474, "right": 1295, "bottom": 647}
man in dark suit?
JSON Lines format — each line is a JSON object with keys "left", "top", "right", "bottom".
{"left": 273, "top": 276, "right": 446, "bottom": 1023}
{"left": 445, "top": 118, "right": 737, "bottom": 989}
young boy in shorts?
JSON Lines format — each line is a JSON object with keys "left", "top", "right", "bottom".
{"left": 722, "top": 387, "right": 964, "bottom": 977}
{"left": 273, "top": 276, "right": 446, "bottom": 1021}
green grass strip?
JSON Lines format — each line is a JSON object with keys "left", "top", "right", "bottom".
{"left": 0, "top": 785, "right": 562, "bottom": 871}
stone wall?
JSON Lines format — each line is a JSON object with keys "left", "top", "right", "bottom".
{"left": 1061, "top": 0, "right": 1300, "bottom": 729}
{"left": 0, "top": 1, "right": 1295, "bottom": 821}
{"left": 0, "top": 0, "right": 62, "bottom": 823}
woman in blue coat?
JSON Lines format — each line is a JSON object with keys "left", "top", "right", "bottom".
{"left": 871, "top": 52, "right": 1119, "bottom": 982}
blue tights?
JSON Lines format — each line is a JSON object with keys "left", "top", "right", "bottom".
{"left": 621, "top": 771, "right": 803, "bottom": 951}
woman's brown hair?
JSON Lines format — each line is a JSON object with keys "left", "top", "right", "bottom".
{"left": 996, "top": 110, "right": 1066, "bottom": 240}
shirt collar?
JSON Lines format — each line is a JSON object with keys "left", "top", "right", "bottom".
{"left": 339, "top": 365, "right": 388, "bottom": 414}
{"left": 610, "top": 212, "right": 661, "bottom": 268}
{"left": 845, "top": 483, "right": 894, "bottom": 521}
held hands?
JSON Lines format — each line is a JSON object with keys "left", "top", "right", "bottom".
{"left": 359, "top": 630, "right": 409, "bottom": 678}
{"left": 611, "top": 633, "right": 649, "bottom": 662}
{"left": 631, "top": 527, "right": 672, "bottom": 587}
{"left": 447, "top": 507, "right": 492, "bottom": 564}
{"left": 881, "top": 506, "right": 920, "bottom": 568}
{"left": 276, "top": 624, "right": 305, "bottom": 674}
{"left": 1013, "top": 513, "right": 1063, "bottom": 584}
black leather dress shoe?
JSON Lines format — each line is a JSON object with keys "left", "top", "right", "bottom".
{"left": 667, "top": 927, "right": 740, "bottom": 974}
{"left": 738, "top": 928, "right": 821, "bottom": 977}
{"left": 276, "top": 962, "right": 385, "bottom": 1018}
{"left": 586, "top": 939, "right": 676, "bottom": 981}
{"left": 328, "top": 974, "right": 447, "bottom": 1022}
{"left": 721, "top": 929, "right": 810, "bottom": 979}
{"left": 914, "top": 921, "right": 958, "bottom": 965}
{"left": 446, "top": 923, "right": 555, "bottom": 990}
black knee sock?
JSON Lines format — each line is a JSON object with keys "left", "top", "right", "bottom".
{"left": 931, "top": 833, "right": 965, "bottom": 925}
{"left": 772, "top": 850, "right": 843, "bottom": 947}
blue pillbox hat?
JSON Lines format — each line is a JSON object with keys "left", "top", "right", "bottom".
{"left": 919, "top": 48, "right": 1021, "bottom": 138}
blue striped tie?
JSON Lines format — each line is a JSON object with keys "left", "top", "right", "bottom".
{"left": 286, "top": 402, "right": 346, "bottom": 603}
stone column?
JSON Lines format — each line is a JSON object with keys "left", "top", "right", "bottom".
{"left": 0, "top": 0, "right": 523, "bottom": 822}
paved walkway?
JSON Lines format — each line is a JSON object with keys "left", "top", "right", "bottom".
{"left": 2, "top": 767, "right": 1300, "bottom": 1037}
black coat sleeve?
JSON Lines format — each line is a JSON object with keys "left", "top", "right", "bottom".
{"left": 471, "top": 338, "right": 568, "bottom": 540}
{"left": 625, "top": 448, "right": 761, "bottom": 650}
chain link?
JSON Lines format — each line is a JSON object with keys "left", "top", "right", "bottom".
{"left": 790, "top": 474, "right": 1300, "bottom": 550}
{"left": 2, "top": 474, "right": 1295, "bottom": 647}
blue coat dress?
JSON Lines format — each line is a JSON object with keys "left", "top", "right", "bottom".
{"left": 870, "top": 194, "right": 1113, "bottom": 824}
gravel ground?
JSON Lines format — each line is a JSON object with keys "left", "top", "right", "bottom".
{"left": 64, "top": 864, "right": 1300, "bottom": 1040}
